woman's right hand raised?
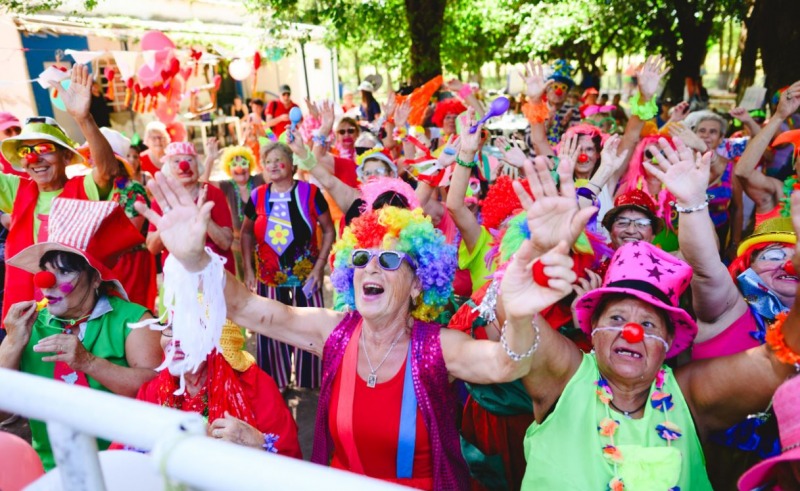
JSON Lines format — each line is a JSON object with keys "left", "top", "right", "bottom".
{"left": 134, "top": 173, "right": 215, "bottom": 272}
{"left": 3, "top": 301, "right": 37, "bottom": 347}
{"left": 643, "top": 137, "right": 711, "bottom": 208}
{"left": 520, "top": 60, "right": 552, "bottom": 101}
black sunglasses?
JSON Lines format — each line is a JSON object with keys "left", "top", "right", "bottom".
{"left": 338, "top": 128, "right": 357, "bottom": 135}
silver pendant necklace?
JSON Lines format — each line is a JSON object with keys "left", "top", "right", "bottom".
{"left": 362, "top": 328, "right": 405, "bottom": 388}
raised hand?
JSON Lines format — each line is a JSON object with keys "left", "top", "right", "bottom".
{"left": 381, "top": 94, "right": 397, "bottom": 122}
{"left": 668, "top": 123, "right": 707, "bottom": 152}
{"left": 394, "top": 99, "right": 412, "bottom": 129}
{"left": 500, "top": 241, "right": 577, "bottom": 320}
{"left": 776, "top": 81, "right": 800, "bottom": 120}
{"left": 134, "top": 173, "right": 215, "bottom": 271}
{"left": 318, "top": 100, "right": 336, "bottom": 136}
{"left": 436, "top": 135, "right": 460, "bottom": 169}
{"left": 496, "top": 136, "right": 527, "bottom": 169}
{"left": 520, "top": 60, "right": 553, "bottom": 101}
{"left": 286, "top": 128, "right": 307, "bottom": 158}
{"left": 305, "top": 98, "right": 320, "bottom": 120}
{"left": 3, "top": 301, "right": 37, "bottom": 347}
{"left": 205, "top": 137, "right": 221, "bottom": 161}
{"left": 790, "top": 190, "right": 800, "bottom": 274}
{"left": 558, "top": 133, "right": 580, "bottom": 172}
{"left": 598, "top": 135, "right": 630, "bottom": 178}
{"left": 514, "top": 156, "right": 597, "bottom": 257}
{"left": 729, "top": 107, "right": 753, "bottom": 124}
{"left": 637, "top": 55, "right": 670, "bottom": 102}
{"left": 458, "top": 107, "right": 482, "bottom": 156}
{"left": 52, "top": 63, "right": 93, "bottom": 121}
{"left": 643, "top": 137, "right": 711, "bottom": 207}
{"left": 668, "top": 101, "right": 690, "bottom": 124}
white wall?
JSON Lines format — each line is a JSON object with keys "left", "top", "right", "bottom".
{"left": 0, "top": 17, "right": 37, "bottom": 119}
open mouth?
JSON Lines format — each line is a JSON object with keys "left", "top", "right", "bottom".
{"left": 362, "top": 282, "right": 385, "bottom": 297}
{"left": 29, "top": 165, "right": 50, "bottom": 175}
{"left": 777, "top": 274, "right": 799, "bottom": 281}
{"left": 614, "top": 347, "right": 643, "bottom": 359}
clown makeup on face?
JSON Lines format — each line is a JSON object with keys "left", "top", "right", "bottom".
{"left": 262, "top": 146, "right": 294, "bottom": 184}
{"left": 229, "top": 156, "right": 251, "bottom": 184}
{"left": 20, "top": 139, "right": 69, "bottom": 189}
{"left": 591, "top": 296, "right": 674, "bottom": 383}
{"left": 336, "top": 120, "right": 359, "bottom": 149}
{"left": 750, "top": 244, "right": 799, "bottom": 304}
{"left": 167, "top": 154, "right": 199, "bottom": 185}
{"left": 36, "top": 251, "right": 100, "bottom": 319}
{"left": 159, "top": 326, "right": 206, "bottom": 377}
{"left": 548, "top": 83, "right": 569, "bottom": 105}
{"left": 574, "top": 134, "right": 599, "bottom": 179}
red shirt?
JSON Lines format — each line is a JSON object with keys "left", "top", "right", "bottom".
{"left": 265, "top": 100, "right": 298, "bottom": 138}
{"left": 149, "top": 184, "right": 236, "bottom": 274}
{"left": 140, "top": 152, "right": 160, "bottom": 176}
{"left": 333, "top": 156, "right": 359, "bottom": 188}
{"left": 329, "top": 355, "right": 433, "bottom": 489}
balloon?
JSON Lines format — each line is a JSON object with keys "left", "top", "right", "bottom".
{"left": 253, "top": 51, "right": 262, "bottom": 71}
{"left": 180, "top": 67, "right": 193, "bottom": 81}
{"left": 470, "top": 96, "right": 510, "bottom": 134}
{"left": 166, "top": 121, "right": 187, "bottom": 142}
{"left": 29, "top": 450, "right": 165, "bottom": 490}
{"left": 0, "top": 432, "right": 44, "bottom": 490}
{"left": 50, "top": 79, "right": 71, "bottom": 112}
{"left": 140, "top": 30, "right": 175, "bottom": 52}
{"left": 228, "top": 58, "right": 252, "bottom": 81}
{"left": 138, "top": 62, "right": 166, "bottom": 87}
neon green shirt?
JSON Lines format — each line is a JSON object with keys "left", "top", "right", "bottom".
{"left": 458, "top": 226, "right": 494, "bottom": 294}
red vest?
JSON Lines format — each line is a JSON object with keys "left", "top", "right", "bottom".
{"left": 3, "top": 177, "right": 89, "bottom": 324}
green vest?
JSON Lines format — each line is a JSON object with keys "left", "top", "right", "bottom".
{"left": 521, "top": 354, "right": 713, "bottom": 490}
{"left": 19, "top": 296, "right": 147, "bottom": 471}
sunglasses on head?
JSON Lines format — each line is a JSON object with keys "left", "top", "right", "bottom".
{"left": 338, "top": 128, "right": 357, "bottom": 135}
{"left": 17, "top": 142, "right": 58, "bottom": 158}
{"left": 351, "top": 249, "right": 417, "bottom": 271}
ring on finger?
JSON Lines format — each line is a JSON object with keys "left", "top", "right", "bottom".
{"left": 163, "top": 205, "right": 172, "bottom": 214}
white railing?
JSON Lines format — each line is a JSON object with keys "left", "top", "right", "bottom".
{"left": 0, "top": 368, "right": 411, "bottom": 491}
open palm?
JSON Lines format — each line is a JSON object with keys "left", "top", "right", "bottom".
{"left": 134, "top": 174, "right": 215, "bottom": 271}
{"left": 515, "top": 156, "right": 597, "bottom": 258}
{"left": 520, "top": 60, "right": 552, "bottom": 100}
{"left": 642, "top": 137, "right": 710, "bottom": 206}
{"left": 58, "top": 63, "right": 92, "bottom": 120}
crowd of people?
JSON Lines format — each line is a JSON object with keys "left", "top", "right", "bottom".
{"left": 0, "top": 53, "right": 799, "bottom": 491}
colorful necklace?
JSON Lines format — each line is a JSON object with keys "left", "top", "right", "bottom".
{"left": 596, "top": 368, "right": 683, "bottom": 491}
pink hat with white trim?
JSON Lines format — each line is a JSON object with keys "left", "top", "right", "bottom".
{"left": 162, "top": 141, "right": 197, "bottom": 161}
{"left": 0, "top": 112, "right": 21, "bottom": 133}
{"left": 738, "top": 375, "right": 800, "bottom": 490}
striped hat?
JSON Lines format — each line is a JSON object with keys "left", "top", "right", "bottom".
{"left": 7, "top": 198, "right": 144, "bottom": 299}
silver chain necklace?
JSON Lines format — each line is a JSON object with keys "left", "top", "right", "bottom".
{"left": 361, "top": 328, "right": 405, "bottom": 388}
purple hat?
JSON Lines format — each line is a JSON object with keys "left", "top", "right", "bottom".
{"left": 738, "top": 375, "right": 800, "bottom": 490}
{"left": 574, "top": 241, "right": 697, "bottom": 358}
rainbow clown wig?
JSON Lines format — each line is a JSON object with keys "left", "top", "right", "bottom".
{"left": 220, "top": 146, "right": 257, "bottom": 176}
{"left": 331, "top": 207, "right": 457, "bottom": 322}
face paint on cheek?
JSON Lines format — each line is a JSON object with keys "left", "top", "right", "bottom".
{"left": 59, "top": 283, "right": 75, "bottom": 295}
{"left": 278, "top": 163, "right": 286, "bottom": 170}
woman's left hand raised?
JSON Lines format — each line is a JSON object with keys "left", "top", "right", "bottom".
{"left": 501, "top": 241, "right": 576, "bottom": 319}
{"left": 134, "top": 173, "right": 215, "bottom": 271}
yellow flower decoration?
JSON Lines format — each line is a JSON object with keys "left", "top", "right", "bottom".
{"left": 292, "top": 258, "right": 313, "bottom": 280}
{"left": 268, "top": 224, "right": 289, "bottom": 245}
{"left": 273, "top": 271, "right": 288, "bottom": 285}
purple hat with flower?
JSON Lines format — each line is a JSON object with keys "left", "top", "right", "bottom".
{"left": 574, "top": 241, "right": 697, "bottom": 358}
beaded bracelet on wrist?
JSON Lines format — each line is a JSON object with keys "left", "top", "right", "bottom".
{"left": 671, "top": 197, "right": 710, "bottom": 214}
{"left": 456, "top": 156, "right": 477, "bottom": 168}
{"left": 500, "top": 318, "right": 540, "bottom": 361}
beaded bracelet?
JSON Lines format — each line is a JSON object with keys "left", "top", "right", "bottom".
{"left": 312, "top": 134, "right": 328, "bottom": 147}
{"left": 766, "top": 312, "right": 800, "bottom": 368}
{"left": 456, "top": 156, "right": 477, "bottom": 168}
{"left": 500, "top": 318, "right": 540, "bottom": 361}
{"left": 629, "top": 92, "right": 658, "bottom": 121}
{"left": 671, "top": 197, "right": 709, "bottom": 214}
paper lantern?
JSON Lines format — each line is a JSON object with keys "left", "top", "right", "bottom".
{"left": 228, "top": 58, "right": 252, "bottom": 81}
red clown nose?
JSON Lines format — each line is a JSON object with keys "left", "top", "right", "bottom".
{"left": 784, "top": 260, "right": 797, "bottom": 276}
{"left": 622, "top": 323, "right": 644, "bottom": 343}
{"left": 25, "top": 153, "right": 39, "bottom": 165}
{"left": 179, "top": 160, "right": 192, "bottom": 173}
{"left": 554, "top": 88, "right": 564, "bottom": 97}
{"left": 532, "top": 260, "right": 549, "bottom": 287}
{"left": 578, "top": 153, "right": 589, "bottom": 164}
{"left": 34, "top": 271, "right": 57, "bottom": 289}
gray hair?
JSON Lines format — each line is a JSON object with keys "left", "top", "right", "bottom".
{"left": 260, "top": 142, "right": 293, "bottom": 166}
{"left": 688, "top": 110, "right": 727, "bottom": 136}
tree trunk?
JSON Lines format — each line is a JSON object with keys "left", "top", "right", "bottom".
{"left": 736, "top": 0, "right": 760, "bottom": 103}
{"left": 404, "top": 0, "right": 447, "bottom": 86}
{"left": 755, "top": 0, "right": 800, "bottom": 99}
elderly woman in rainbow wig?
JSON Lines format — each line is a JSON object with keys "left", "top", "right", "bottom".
{"left": 135, "top": 159, "right": 584, "bottom": 489}
{"left": 505, "top": 140, "right": 800, "bottom": 490}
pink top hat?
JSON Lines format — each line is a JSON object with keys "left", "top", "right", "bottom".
{"left": 573, "top": 241, "right": 697, "bottom": 358}
{"left": 738, "top": 375, "right": 800, "bottom": 490}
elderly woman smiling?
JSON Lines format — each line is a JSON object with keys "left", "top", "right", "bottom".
{"left": 502, "top": 142, "right": 800, "bottom": 490}
{"left": 135, "top": 167, "right": 583, "bottom": 489}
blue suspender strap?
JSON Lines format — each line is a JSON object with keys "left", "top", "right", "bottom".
{"left": 396, "top": 344, "right": 417, "bottom": 479}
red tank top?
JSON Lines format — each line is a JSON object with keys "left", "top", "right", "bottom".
{"left": 329, "top": 356, "right": 434, "bottom": 489}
